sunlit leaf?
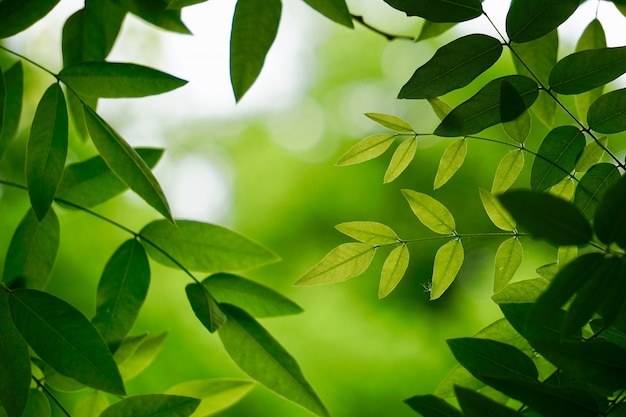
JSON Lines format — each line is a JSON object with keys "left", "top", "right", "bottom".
{"left": 557, "top": 245, "right": 577, "bottom": 268}
{"left": 22, "top": 389, "right": 50, "bottom": 417}
{"left": 114, "top": 0, "right": 191, "bottom": 34}
{"left": 427, "top": 98, "right": 453, "bottom": 121}
{"left": 100, "top": 394, "right": 200, "bottom": 417}
{"left": 335, "top": 134, "right": 396, "bottom": 166}
{"left": 0, "top": 0, "right": 60, "bottom": 38}
{"left": 8, "top": 289, "right": 125, "bottom": 395}
{"left": 530, "top": 126, "right": 585, "bottom": 191}
{"left": 416, "top": 21, "right": 455, "bottom": 42}
{"left": 166, "top": 379, "right": 255, "bottom": 417}
{"left": 301, "top": 0, "right": 352, "bottom": 27}
{"left": 0, "top": 62, "right": 24, "bottom": 162}
{"left": 335, "top": 221, "right": 399, "bottom": 245}
{"left": 549, "top": 177, "right": 575, "bottom": 201}
{"left": 382, "top": 0, "right": 482, "bottom": 23}
{"left": 594, "top": 172, "right": 626, "bottom": 248}
{"left": 492, "top": 278, "right": 548, "bottom": 304}
{"left": 365, "top": 112, "right": 413, "bottom": 133}
{"left": 455, "top": 386, "right": 523, "bottom": 417}
{"left": 479, "top": 188, "right": 515, "bottom": 231}
{"left": 398, "top": 34, "right": 502, "bottom": 99}
{"left": 218, "top": 304, "right": 329, "bottom": 417}
{"left": 506, "top": 0, "right": 579, "bottom": 43}
{"left": 186, "top": 283, "right": 227, "bottom": 333}
{"left": 140, "top": 219, "right": 280, "bottom": 272}
{"left": 574, "top": 19, "right": 606, "bottom": 120}
{"left": 491, "top": 149, "right": 524, "bottom": 194}
{"left": 493, "top": 237, "right": 523, "bottom": 293}
{"left": 73, "top": 391, "right": 109, "bottom": 417}
{"left": 575, "top": 137, "right": 608, "bottom": 172}
{"left": 295, "top": 243, "right": 376, "bottom": 286}
{"left": 230, "top": 0, "right": 281, "bottom": 101}
{"left": 384, "top": 137, "right": 417, "bottom": 183}
{"left": 574, "top": 162, "right": 620, "bottom": 221}
{"left": 511, "top": 30, "right": 558, "bottom": 86}
{"left": 431, "top": 239, "right": 463, "bottom": 300}
{"left": 402, "top": 189, "right": 455, "bottom": 234}
{"left": 434, "top": 139, "right": 467, "bottom": 189}
{"left": 115, "top": 332, "right": 167, "bottom": 381}
{"left": 2, "top": 208, "right": 59, "bottom": 290}
{"left": 588, "top": 88, "right": 626, "bottom": 134}
{"left": 404, "top": 395, "right": 463, "bottom": 417}
{"left": 378, "top": 244, "right": 409, "bottom": 298}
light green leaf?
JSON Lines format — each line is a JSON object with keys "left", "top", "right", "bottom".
{"left": 493, "top": 237, "right": 523, "bottom": 293}
{"left": 166, "top": 379, "right": 255, "bottom": 417}
{"left": 479, "top": 188, "right": 515, "bottom": 231}
{"left": 574, "top": 162, "right": 620, "bottom": 221}
{"left": 218, "top": 305, "right": 329, "bottom": 417}
{"left": 8, "top": 289, "right": 125, "bottom": 395}
{"left": 295, "top": 243, "right": 376, "bottom": 286}
{"left": 140, "top": 219, "right": 280, "bottom": 272}
{"left": 492, "top": 278, "right": 549, "bottom": 304}
{"left": 402, "top": 189, "right": 455, "bottom": 234}
{"left": 506, "top": 0, "right": 579, "bottom": 43}
{"left": 0, "top": 62, "right": 24, "bottom": 162}
{"left": 230, "top": 0, "right": 281, "bottom": 101}
{"left": 364, "top": 112, "right": 413, "bottom": 133}
{"left": 40, "top": 363, "right": 85, "bottom": 392}
{"left": 575, "top": 136, "right": 608, "bottom": 172}
{"left": 112, "top": 333, "right": 147, "bottom": 366}
{"left": 73, "top": 391, "right": 109, "bottom": 417}
{"left": 431, "top": 239, "right": 463, "bottom": 300}
{"left": 2, "top": 208, "right": 59, "bottom": 290}
{"left": 530, "top": 126, "right": 585, "bottom": 191}
{"left": 22, "top": 389, "right": 50, "bottom": 417}
{"left": 404, "top": 395, "right": 463, "bottom": 417}
{"left": 531, "top": 92, "right": 557, "bottom": 128}
{"left": 491, "top": 149, "right": 524, "bottom": 194}
{"left": 115, "top": 332, "right": 167, "bottom": 381}
{"left": 0, "top": 0, "right": 60, "bottom": 38}
{"left": 84, "top": 107, "right": 173, "bottom": 222}
{"left": 434, "top": 139, "right": 467, "bottom": 189}
{"left": 335, "top": 134, "right": 396, "bottom": 166}
{"left": 511, "top": 30, "right": 558, "bottom": 86}
{"left": 335, "top": 221, "right": 399, "bottom": 245}
{"left": 384, "top": 137, "right": 417, "bottom": 183}
{"left": 549, "top": 177, "right": 575, "bottom": 201}
{"left": 427, "top": 98, "right": 453, "bottom": 121}
{"left": 301, "top": 0, "right": 352, "bottom": 27}
{"left": 378, "top": 244, "right": 410, "bottom": 298}
{"left": 588, "top": 88, "right": 626, "bottom": 134}
{"left": 26, "top": 83, "right": 68, "bottom": 221}
{"left": 557, "top": 246, "right": 577, "bottom": 268}
{"left": 574, "top": 19, "right": 606, "bottom": 120}
{"left": 100, "top": 394, "right": 200, "bottom": 417}
{"left": 382, "top": 0, "right": 482, "bottom": 23}
{"left": 185, "top": 283, "right": 227, "bottom": 333}
{"left": 502, "top": 107, "right": 530, "bottom": 143}
{"left": 417, "top": 21, "right": 455, "bottom": 42}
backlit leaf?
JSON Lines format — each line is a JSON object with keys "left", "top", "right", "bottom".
{"left": 115, "top": 332, "right": 167, "bottom": 381}
{"left": 427, "top": 98, "right": 453, "bottom": 121}
{"left": 594, "top": 172, "right": 626, "bottom": 248}
{"left": 382, "top": 0, "right": 482, "bottom": 23}
{"left": 185, "top": 283, "right": 227, "bottom": 333}
{"left": 398, "top": 34, "right": 502, "bottom": 99}
{"left": 335, "top": 221, "right": 399, "bottom": 245}
{"left": 416, "top": 21, "right": 455, "bottom": 42}
{"left": 404, "top": 395, "right": 463, "bottom": 417}
{"left": 511, "top": 30, "right": 558, "bottom": 86}
{"left": 402, "top": 189, "right": 455, "bottom": 234}
{"left": 575, "top": 136, "right": 608, "bottom": 172}
{"left": 479, "top": 188, "right": 516, "bottom": 231}
{"left": 574, "top": 19, "right": 606, "bottom": 120}
{"left": 335, "top": 134, "right": 396, "bottom": 166}
{"left": 0, "top": 0, "right": 60, "bottom": 38}
{"left": 492, "top": 278, "right": 548, "bottom": 304}
{"left": 549, "top": 177, "right": 575, "bottom": 201}
{"left": 431, "top": 239, "right": 463, "bottom": 300}
{"left": 73, "top": 391, "right": 109, "bottom": 417}
{"left": 100, "top": 394, "right": 199, "bottom": 417}
{"left": 574, "top": 162, "right": 620, "bottom": 221}
{"left": 295, "top": 243, "right": 376, "bottom": 286}
{"left": 530, "top": 126, "right": 585, "bottom": 191}
{"left": 166, "top": 379, "right": 255, "bottom": 417}
{"left": 8, "top": 289, "right": 125, "bottom": 395}
{"left": 506, "top": 0, "right": 579, "bottom": 43}
{"left": 455, "top": 386, "right": 523, "bottom": 417}
{"left": 588, "top": 88, "right": 626, "bottom": 134}
{"left": 120, "top": 0, "right": 190, "bottom": 34}
{"left": 502, "top": 107, "right": 530, "bottom": 143}
{"left": 218, "top": 305, "right": 329, "bottom": 417}
{"left": 536, "top": 263, "right": 558, "bottom": 281}
{"left": 491, "top": 149, "right": 524, "bottom": 194}
{"left": 365, "top": 112, "right": 413, "bottom": 133}
{"left": 433, "top": 139, "right": 467, "bottom": 189}
{"left": 230, "top": 0, "right": 281, "bottom": 101}
{"left": 378, "top": 244, "right": 409, "bottom": 298}
{"left": 384, "top": 137, "right": 417, "bottom": 183}
{"left": 140, "top": 219, "right": 280, "bottom": 272}
{"left": 493, "top": 237, "right": 523, "bottom": 293}
{"left": 557, "top": 246, "right": 577, "bottom": 268}
{"left": 0, "top": 62, "right": 24, "bottom": 162}
{"left": 22, "top": 389, "right": 50, "bottom": 417}
{"left": 301, "top": 0, "right": 352, "bottom": 27}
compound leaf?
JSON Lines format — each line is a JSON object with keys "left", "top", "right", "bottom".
{"left": 431, "top": 239, "right": 463, "bottom": 300}
{"left": 402, "top": 190, "right": 455, "bottom": 234}
{"left": 434, "top": 139, "right": 467, "bottom": 189}
{"left": 295, "top": 243, "right": 375, "bottom": 286}
{"left": 336, "top": 134, "right": 396, "bottom": 166}
{"left": 335, "top": 221, "right": 399, "bottom": 245}
{"left": 378, "top": 244, "right": 409, "bottom": 298}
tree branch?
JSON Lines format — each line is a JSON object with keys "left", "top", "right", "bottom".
{"left": 351, "top": 14, "right": 415, "bottom": 41}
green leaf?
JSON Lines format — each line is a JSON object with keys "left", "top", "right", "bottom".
{"left": 588, "top": 88, "right": 626, "bottom": 134}
{"left": 536, "top": 262, "right": 558, "bottom": 280}
{"left": 506, "top": 0, "right": 579, "bottom": 43}
{"left": 59, "top": 62, "right": 187, "bottom": 98}
{"left": 549, "top": 177, "right": 575, "bottom": 201}
{"left": 550, "top": 47, "right": 626, "bottom": 95}
{"left": 574, "top": 19, "right": 606, "bottom": 120}
{"left": 0, "top": 62, "right": 24, "bottom": 163}
{"left": 92, "top": 239, "right": 150, "bottom": 352}
{"left": 230, "top": 0, "right": 281, "bottom": 101}
{"left": 594, "top": 173, "right": 626, "bottom": 248}
{"left": 202, "top": 273, "right": 303, "bottom": 318}
{"left": 382, "top": 0, "right": 482, "bottom": 23}
{"left": 22, "top": 389, "right": 50, "bottom": 417}
{"left": 167, "top": 0, "right": 208, "bottom": 8}
{"left": 2, "top": 208, "right": 59, "bottom": 290}
{"left": 455, "top": 386, "right": 523, "bottom": 417}
{"left": 8, "top": 289, "right": 125, "bottom": 395}
{"left": 378, "top": 244, "right": 410, "bottom": 298}
{"left": 491, "top": 150, "right": 524, "bottom": 194}
{"left": 511, "top": 30, "right": 558, "bottom": 86}
{"left": 493, "top": 237, "right": 523, "bottom": 293}
{"left": 40, "top": 362, "right": 85, "bottom": 392}
{"left": 25, "top": 83, "right": 68, "bottom": 221}
{"left": 433, "top": 139, "right": 467, "bottom": 189}
{"left": 498, "top": 190, "right": 592, "bottom": 245}
{"left": 384, "top": 137, "right": 417, "bottom": 183}
{"left": 166, "top": 379, "right": 255, "bottom": 417}
{"left": 140, "top": 219, "right": 280, "bottom": 272}
{"left": 574, "top": 162, "right": 620, "bottom": 221}
{"left": 434, "top": 75, "right": 538, "bottom": 137}
{"left": 218, "top": 304, "right": 329, "bottom": 417}
{"left": 365, "top": 112, "right": 414, "bottom": 133}
{"left": 404, "top": 395, "right": 463, "bottom": 417}
{"left": 479, "top": 188, "right": 516, "bottom": 231}
{"left": 115, "top": 0, "right": 191, "bottom": 34}
{"left": 84, "top": 107, "right": 173, "bottom": 222}
{"left": 530, "top": 126, "right": 585, "bottom": 191}
{"left": 0, "top": 291, "right": 30, "bottom": 417}
{"left": 399, "top": 34, "right": 502, "bottom": 99}
{"left": 295, "top": 243, "right": 376, "bottom": 286}
{"left": 115, "top": 332, "right": 167, "bottom": 381}
{"left": 335, "top": 134, "right": 396, "bottom": 166}
{"left": 402, "top": 189, "right": 456, "bottom": 234}
{"left": 531, "top": 92, "right": 557, "bottom": 129}
{"left": 301, "top": 0, "right": 352, "bottom": 27}
{"left": 185, "top": 283, "right": 227, "bottom": 333}
{"left": 492, "top": 278, "right": 549, "bottom": 304}
{"left": 575, "top": 137, "right": 608, "bottom": 173}
{"left": 0, "top": 0, "right": 60, "bottom": 38}
{"left": 73, "top": 391, "right": 109, "bottom": 417}
{"left": 56, "top": 148, "right": 164, "bottom": 208}
{"left": 430, "top": 239, "right": 463, "bottom": 300}
{"left": 416, "top": 21, "right": 455, "bottom": 42}
{"left": 502, "top": 106, "right": 530, "bottom": 143}
{"left": 427, "top": 98, "right": 453, "bottom": 121}
{"left": 500, "top": 302, "right": 574, "bottom": 343}
{"left": 335, "top": 221, "right": 399, "bottom": 245}
{"left": 557, "top": 245, "right": 577, "bottom": 267}
{"left": 100, "top": 394, "right": 200, "bottom": 417}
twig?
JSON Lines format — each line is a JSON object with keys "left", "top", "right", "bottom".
{"left": 351, "top": 14, "right": 414, "bottom": 41}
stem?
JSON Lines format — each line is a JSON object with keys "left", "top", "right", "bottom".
{"left": 32, "top": 376, "right": 73, "bottom": 417}
{"left": 350, "top": 14, "right": 415, "bottom": 41}
{"left": 0, "top": 45, "right": 58, "bottom": 79}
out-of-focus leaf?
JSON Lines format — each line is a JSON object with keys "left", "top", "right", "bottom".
{"left": 588, "top": 88, "right": 626, "bottom": 134}
{"left": 0, "top": 62, "right": 23, "bottom": 162}
{"left": 594, "top": 173, "right": 626, "bottom": 248}
{"left": 218, "top": 305, "right": 329, "bottom": 417}
{"left": 365, "top": 112, "right": 413, "bottom": 133}
{"left": 575, "top": 137, "right": 608, "bottom": 172}
{"left": 501, "top": 302, "right": 575, "bottom": 343}
{"left": 427, "top": 98, "right": 453, "bottom": 121}
{"left": 608, "top": 403, "right": 626, "bottom": 417}
{"left": 335, "top": 221, "right": 399, "bottom": 245}
{"left": 0, "top": 0, "right": 60, "bottom": 38}
{"left": 8, "top": 289, "right": 125, "bottom": 395}
{"left": 115, "top": 332, "right": 167, "bottom": 381}
{"left": 574, "top": 162, "right": 620, "bottom": 221}
{"left": 455, "top": 386, "right": 523, "bottom": 417}
{"left": 492, "top": 149, "right": 524, "bottom": 194}
{"left": 185, "top": 283, "right": 227, "bottom": 333}
{"left": 384, "top": 137, "right": 417, "bottom": 183}
{"left": 382, "top": 0, "right": 482, "bottom": 23}
{"left": 530, "top": 126, "right": 585, "bottom": 191}
{"left": 402, "top": 189, "right": 455, "bottom": 234}
{"left": 493, "top": 237, "right": 523, "bottom": 293}
{"left": 404, "top": 395, "right": 463, "bottom": 417}
{"left": 230, "top": 0, "right": 281, "bottom": 101}
{"left": 295, "top": 243, "right": 375, "bottom": 286}
{"left": 166, "top": 379, "right": 255, "bottom": 417}
{"left": 41, "top": 363, "right": 84, "bottom": 392}
{"left": 301, "top": 0, "right": 353, "bottom": 27}
{"left": 73, "top": 391, "right": 109, "bottom": 417}
{"left": 100, "top": 394, "right": 199, "bottom": 417}
{"left": 536, "top": 262, "right": 558, "bottom": 280}
{"left": 416, "top": 21, "right": 455, "bottom": 42}
{"left": 398, "top": 34, "right": 502, "bottom": 99}
{"left": 430, "top": 239, "right": 463, "bottom": 300}
{"left": 167, "top": 0, "right": 208, "bottom": 8}
{"left": 574, "top": 19, "right": 606, "bottom": 120}
{"left": 434, "top": 139, "right": 467, "bottom": 189}
{"left": 140, "top": 219, "right": 280, "bottom": 272}
{"left": 336, "top": 134, "right": 396, "bottom": 166}
{"left": 22, "top": 389, "right": 50, "bottom": 417}
{"left": 506, "top": 0, "right": 579, "bottom": 43}
{"left": 492, "top": 278, "right": 549, "bottom": 304}
{"left": 378, "top": 244, "right": 409, "bottom": 298}
{"left": 558, "top": 245, "right": 577, "bottom": 268}
{"left": 117, "top": 0, "right": 190, "bottom": 34}
{"left": 479, "top": 188, "right": 515, "bottom": 231}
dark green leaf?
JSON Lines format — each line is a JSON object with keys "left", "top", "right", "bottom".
{"left": 382, "top": 0, "right": 482, "bottom": 23}
{"left": 499, "top": 80, "right": 528, "bottom": 124}
{"left": 0, "top": 0, "right": 60, "bottom": 38}
{"left": 185, "top": 283, "right": 227, "bottom": 333}
{"left": 202, "top": 273, "right": 303, "bottom": 318}
{"left": 0, "top": 62, "right": 23, "bottom": 163}
{"left": 117, "top": 0, "right": 190, "bottom": 34}
{"left": 594, "top": 173, "right": 626, "bottom": 248}
{"left": 230, "top": 0, "right": 281, "bottom": 101}
{"left": 167, "top": 0, "right": 208, "bottom": 8}
{"left": 575, "top": 136, "right": 608, "bottom": 172}
{"left": 115, "top": 332, "right": 167, "bottom": 381}
{"left": 92, "top": 239, "right": 150, "bottom": 352}
{"left": 2, "top": 208, "right": 59, "bottom": 290}
{"left": 573, "top": 162, "right": 620, "bottom": 221}
{"left": 416, "top": 21, "right": 456, "bottom": 42}
{"left": 574, "top": 19, "right": 606, "bottom": 119}
{"left": 404, "top": 395, "right": 463, "bottom": 417}
{"left": 218, "top": 304, "right": 329, "bottom": 417}
{"left": 140, "top": 219, "right": 280, "bottom": 272}
{"left": 434, "top": 75, "right": 538, "bottom": 137}
{"left": 335, "top": 221, "right": 399, "bottom": 245}
{"left": 455, "top": 386, "right": 523, "bottom": 417}
{"left": 22, "top": 389, "right": 50, "bottom": 417}
{"left": 8, "top": 289, "right": 125, "bottom": 395}
{"left": 530, "top": 126, "right": 585, "bottom": 191}
{"left": 100, "top": 394, "right": 200, "bottom": 417}
{"left": 301, "top": 0, "right": 352, "bottom": 27}
{"left": 500, "top": 303, "right": 578, "bottom": 344}
{"left": 295, "top": 243, "right": 376, "bottom": 286}
{"left": 166, "top": 379, "right": 255, "bottom": 417}
{"left": 498, "top": 190, "right": 592, "bottom": 245}
{"left": 506, "top": 0, "right": 579, "bottom": 43}
{"left": 608, "top": 403, "right": 626, "bottom": 417}
{"left": 398, "top": 34, "right": 502, "bottom": 99}
{"left": 84, "top": 107, "right": 173, "bottom": 222}
{"left": 588, "top": 88, "right": 626, "bottom": 134}
{"left": 25, "top": 83, "right": 68, "bottom": 221}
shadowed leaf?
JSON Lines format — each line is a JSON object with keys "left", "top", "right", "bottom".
{"left": 301, "top": 0, "right": 352, "bottom": 27}
{"left": 588, "top": 88, "right": 626, "bottom": 134}
{"left": 0, "top": 62, "right": 23, "bottom": 162}
{"left": 186, "top": 283, "right": 227, "bottom": 333}
{"left": 100, "top": 394, "right": 199, "bottom": 417}
{"left": 0, "top": 0, "right": 60, "bottom": 38}
{"left": 530, "top": 126, "right": 585, "bottom": 191}
{"left": 574, "top": 162, "right": 620, "bottom": 221}
{"left": 166, "top": 379, "right": 256, "bottom": 417}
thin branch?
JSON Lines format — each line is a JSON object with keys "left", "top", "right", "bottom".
{"left": 351, "top": 14, "right": 415, "bottom": 41}
{"left": 33, "top": 376, "right": 73, "bottom": 417}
